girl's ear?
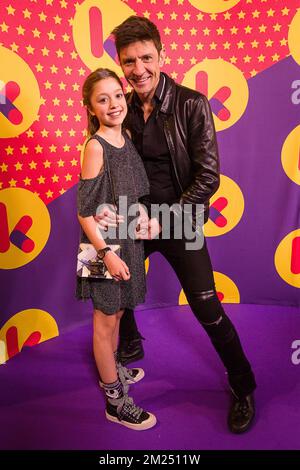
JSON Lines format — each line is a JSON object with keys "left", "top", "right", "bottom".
{"left": 88, "top": 106, "right": 95, "bottom": 116}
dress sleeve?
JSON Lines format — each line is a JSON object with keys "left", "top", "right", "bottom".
{"left": 77, "top": 172, "right": 109, "bottom": 217}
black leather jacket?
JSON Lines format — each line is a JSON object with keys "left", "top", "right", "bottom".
{"left": 127, "top": 73, "right": 220, "bottom": 223}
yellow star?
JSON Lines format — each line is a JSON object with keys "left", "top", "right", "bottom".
{"left": 258, "top": 54, "right": 265, "bottom": 62}
{"left": 78, "top": 67, "right": 86, "bottom": 76}
{"left": 20, "top": 145, "right": 28, "bottom": 154}
{"left": 237, "top": 11, "right": 246, "bottom": 20}
{"left": 69, "top": 129, "right": 76, "bottom": 137}
{"left": 43, "top": 160, "right": 51, "bottom": 168}
{"left": 281, "top": 7, "right": 290, "bottom": 16}
{"left": 23, "top": 177, "right": 31, "bottom": 186}
{"left": 61, "top": 114, "right": 68, "bottom": 122}
{"left": 44, "top": 80, "right": 52, "bottom": 90}
{"left": 183, "top": 42, "right": 191, "bottom": 51}
{"left": 53, "top": 15, "right": 62, "bottom": 24}
{"left": 5, "top": 146, "right": 14, "bottom": 155}
{"left": 55, "top": 129, "right": 63, "bottom": 137}
{"left": 210, "top": 42, "right": 217, "bottom": 51}
{"left": 64, "top": 66, "right": 72, "bottom": 75}
{"left": 29, "top": 161, "right": 37, "bottom": 170}
{"left": 47, "top": 113, "right": 54, "bottom": 122}
{"left": 203, "top": 27, "right": 210, "bottom": 36}
{"left": 60, "top": 0, "right": 68, "bottom": 8}
{"left": 27, "top": 129, "right": 34, "bottom": 138}
{"left": 66, "top": 98, "right": 74, "bottom": 107}
{"left": 223, "top": 42, "right": 231, "bottom": 50}
{"left": 36, "top": 63, "right": 43, "bottom": 72}
{"left": 280, "top": 38, "right": 288, "bottom": 46}
{"left": 196, "top": 43, "right": 204, "bottom": 51}
{"left": 74, "top": 114, "right": 81, "bottom": 122}
{"left": 190, "top": 28, "right": 197, "bottom": 36}
{"left": 49, "top": 144, "right": 57, "bottom": 152}
{"left": 32, "top": 28, "right": 41, "bottom": 38}
{"left": 252, "top": 10, "right": 260, "bottom": 19}
{"left": 35, "top": 145, "right": 43, "bottom": 153}
{"left": 59, "top": 188, "right": 66, "bottom": 195}
{"left": 48, "top": 31, "right": 56, "bottom": 40}
{"left": 53, "top": 97, "right": 60, "bottom": 106}
{"left": 37, "top": 176, "right": 45, "bottom": 184}
{"left": 177, "top": 57, "right": 184, "bottom": 65}
{"left": 16, "top": 25, "right": 25, "bottom": 35}
{"left": 164, "top": 27, "right": 171, "bottom": 35}
{"left": 177, "top": 27, "right": 184, "bottom": 36}
{"left": 26, "top": 45, "right": 35, "bottom": 54}
{"left": 217, "top": 27, "right": 224, "bottom": 35}
{"left": 265, "top": 39, "right": 273, "bottom": 47}
{"left": 165, "top": 57, "right": 171, "bottom": 65}
{"left": 41, "top": 129, "right": 49, "bottom": 137}
{"left": 157, "top": 12, "right": 164, "bottom": 20}
{"left": 143, "top": 11, "right": 151, "bottom": 19}
{"left": 7, "top": 5, "right": 16, "bottom": 15}
{"left": 210, "top": 13, "right": 217, "bottom": 21}
{"left": 59, "top": 82, "right": 66, "bottom": 90}
{"left": 251, "top": 40, "right": 259, "bottom": 48}
{"left": 50, "top": 65, "right": 58, "bottom": 74}
{"left": 46, "top": 190, "right": 54, "bottom": 199}
{"left": 23, "top": 9, "right": 32, "bottom": 19}
{"left": 10, "top": 43, "right": 19, "bottom": 52}
{"left": 243, "top": 55, "right": 251, "bottom": 63}
{"left": 65, "top": 173, "right": 72, "bottom": 181}
{"left": 15, "top": 162, "right": 23, "bottom": 171}
{"left": 273, "top": 24, "right": 281, "bottom": 32}
{"left": 71, "top": 159, "right": 78, "bottom": 166}
{"left": 183, "top": 12, "right": 191, "bottom": 21}
{"left": 0, "top": 163, "right": 8, "bottom": 172}
{"left": 41, "top": 47, "right": 49, "bottom": 56}
{"left": 170, "top": 71, "right": 178, "bottom": 80}
{"left": 244, "top": 26, "right": 252, "bottom": 34}
{"left": 52, "top": 175, "right": 59, "bottom": 183}
{"left": 259, "top": 25, "right": 267, "bottom": 33}
{"left": 224, "top": 12, "right": 231, "bottom": 20}
{"left": 237, "top": 41, "right": 245, "bottom": 49}
{"left": 267, "top": 9, "right": 275, "bottom": 17}
{"left": 63, "top": 144, "right": 71, "bottom": 152}
{"left": 58, "top": 159, "right": 65, "bottom": 167}
{"left": 72, "top": 83, "right": 80, "bottom": 91}
{"left": 46, "top": 0, "right": 54, "bottom": 4}
{"left": 70, "top": 51, "right": 78, "bottom": 59}
{"left": 190, "top": 57, "right": 197, "bottom": 65}
{"left": 197, "top": 13, "right": 204, "bottom": 21}
{"left": 272, "top": 53, "right": 280, "bottom": 62}
{"left": 230, "top": 26, "right": 238, "bottom": 35}
{"left": 9, "top": 179, "right": 17, "bottom": 187}
{"left": 1, "top": 22, "right": 9, "bottom": 32}
{"left": 38, "top": 12, "right": 47, "bottom": 22}
{"left": 40, "top": 97, "right": 46, "bottom": 106}
{"left": 62, "top": 33, "right": 70, "bottom": 42}
{"left": 170, "top": 12, "right": 177, "bottom": 20}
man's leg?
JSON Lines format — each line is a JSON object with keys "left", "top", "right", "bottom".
{"left": 118, "top": 240, "right": 156, "bottom": 365}
{"left": 162, "top": 237, "right": 256, "bottom": 433}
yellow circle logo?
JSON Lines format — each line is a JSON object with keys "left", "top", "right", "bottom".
{"left": 204, "top": 175, "right": 244, "bottom": 237}
{"left": 281, "top": 125, "right": 300, "bottom": 185}
{"left": 188, "top": 0, "right": 241, "bottom": 13}
{"left": 0, "top": 309, "right": 59, "bottom": 362}
{"left": 0, "top": 188, "right": 51, "bottom": 269}
{"left": 179, "top": 271, "right": 240, "bottom": 304}
{"left": 182, "top": 59, "right": 248, "bottom": 132}
{"left": 274, "top": 229, "right": 300, "bottom": 288}
{"left": 288, "top": 9, "right": 300, "bottom": 65}
{"left": 72, "top": 0, "right": 135, "bottom": 73}
{"left": 0, "top": 46, "right": 41, "bottom": 138}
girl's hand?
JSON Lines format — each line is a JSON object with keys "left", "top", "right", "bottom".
{"left": 103, "top": 251, "right": 130, "bottom": 282}
{"left": 94, "top": 206, "right": 124, "bottom": 231}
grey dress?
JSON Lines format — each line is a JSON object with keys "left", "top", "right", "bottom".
{"left": 76, "top": 133, "right": 149, "bottom": 314}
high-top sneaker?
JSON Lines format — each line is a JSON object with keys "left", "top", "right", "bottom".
{"left": 106, "top": 394, "right": 157, "bottom": 431}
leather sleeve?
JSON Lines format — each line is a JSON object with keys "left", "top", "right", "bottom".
{"left": 180, "top": 95, "right": 220, "bottom": 207}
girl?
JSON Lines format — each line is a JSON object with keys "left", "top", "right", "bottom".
{"left": 76, "top": 68, "right": 156, "bottom": 430}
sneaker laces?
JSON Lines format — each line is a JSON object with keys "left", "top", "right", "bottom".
{"left": 117, "top": 395, "right": 143, "bottom": 420}
{"left": 117, "top": 362, "right": 136, "bottom": 382}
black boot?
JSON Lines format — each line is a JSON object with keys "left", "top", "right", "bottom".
{"left": 228, "top": 393, "right": 255, "bottom": 434}
{"left": 118, "top": 332, "right": 144, "bottom": 365}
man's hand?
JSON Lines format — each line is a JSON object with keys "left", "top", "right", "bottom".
{"left": 94, "top": 205, "right": 124, "bottom": 231}
{"left": 136, "top": 217, "right": 162, "bottom": 240}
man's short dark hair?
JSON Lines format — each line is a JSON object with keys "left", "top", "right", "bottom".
{"left": 112, "top": 16, "right": 162, "bottom": 56}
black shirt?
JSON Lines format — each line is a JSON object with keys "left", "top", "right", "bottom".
{"left": 128, "top": 73, "right": 181, "bottom": 208}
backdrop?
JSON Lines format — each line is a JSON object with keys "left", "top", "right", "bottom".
{"left": 0, "top": 0, "right": 299, "bottom": 363}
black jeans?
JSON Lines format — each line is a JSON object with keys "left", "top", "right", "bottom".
{"left": 120, "top": 235, "right": 256, "bottom": 398}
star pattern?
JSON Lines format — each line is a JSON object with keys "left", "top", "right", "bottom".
{"left": 0, "top": 0, "right": 298, "bottom": 203}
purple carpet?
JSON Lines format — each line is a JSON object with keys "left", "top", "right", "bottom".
{"left": 1, "top": 303, "right": 300, "bottom": 450}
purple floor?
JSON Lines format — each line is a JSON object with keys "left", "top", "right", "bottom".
{"left": 1, "top": 303, "right": 300, "bottom": 450}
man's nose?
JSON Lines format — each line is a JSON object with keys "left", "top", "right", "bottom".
{"left": 133, "top": 59, "right": 145, "bottom": 75}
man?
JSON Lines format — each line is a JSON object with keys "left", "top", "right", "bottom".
{"left": 107, "top": 16, "right": 256, "bottom": 433}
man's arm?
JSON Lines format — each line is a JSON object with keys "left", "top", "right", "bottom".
{"left": 180, "top": 94, "right": 220, "bottom": 207}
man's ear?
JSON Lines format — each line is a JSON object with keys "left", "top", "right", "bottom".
{"left": 159, "top": 49, "right": 166, "bottom": 67}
